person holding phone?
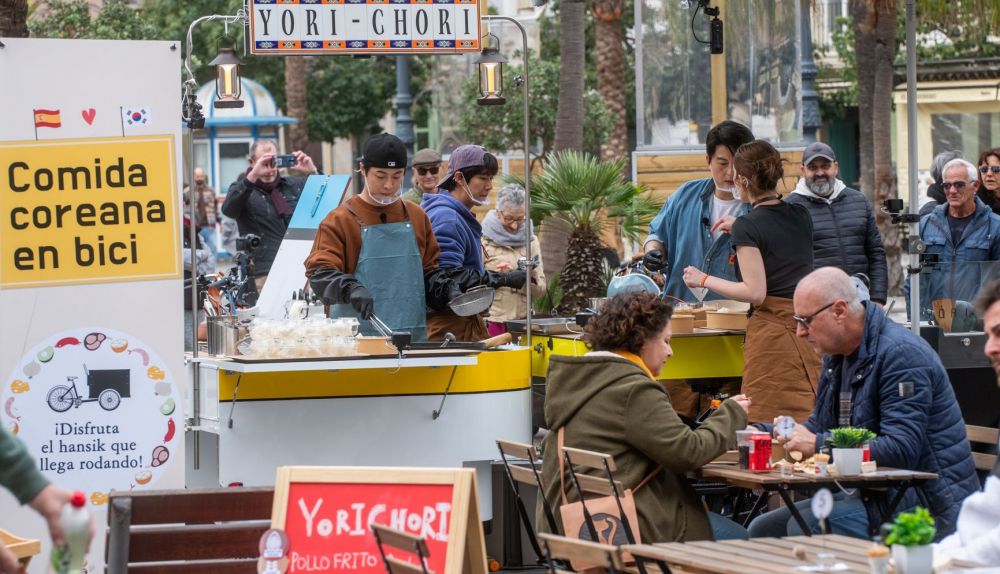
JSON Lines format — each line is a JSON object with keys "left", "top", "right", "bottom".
{"left": 222, "top": 140, "right": 319, "bottom": 291}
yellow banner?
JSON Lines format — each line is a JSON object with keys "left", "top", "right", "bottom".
{"left": 0, "top": 136, "right": 180, "bottom": 288}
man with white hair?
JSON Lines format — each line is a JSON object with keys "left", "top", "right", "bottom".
{"left": 748, "top": 267, "right": 979, "bottom": 539}
{"left": 910, "top": 158, "right": 1000, "bottom": 323}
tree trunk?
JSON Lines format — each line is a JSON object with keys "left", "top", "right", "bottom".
{"left": 0, "top": 0, "right": 29, "bottom": 37}
{"left": 557, "top": 226, "right": 608, "bottom": 314}
{"left": 284, "top": 56, "right": 310, "bottom": 152}
{"left": 592, "top": 0, "right": 627, "bottom": 166}
{"left": 851, "top": 0, "right": 876, "bottom": 203}
{"left": 554, "top": 0, "right": 586, "bottom": 153}
{"left": 871, "top": 0, "right": 902, "bottom": 294}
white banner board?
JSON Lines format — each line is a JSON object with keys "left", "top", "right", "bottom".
{"left": 249, "top": 0, "right": 483, "bottom": 54}
{"left": 0, "top": 37, "right": 185, "bottom": 573}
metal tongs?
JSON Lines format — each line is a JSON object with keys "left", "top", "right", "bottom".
{"left": 369, "top": 313, "right": 412, "bottom": 351}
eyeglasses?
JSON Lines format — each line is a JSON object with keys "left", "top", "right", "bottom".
{"left": 980, "top": 165, "right": 1000, "bottom": 175}
{"left": 942, "top": 181, "right": 971, "bottom": 191}
{"left": 792, "top": 301, "right": 837, "bottom": 329}
{"left": 416, "top": 166, "right": 440, "bottom": 176}
{"left": 500, "top": 213, "right": 526, "bottom": 225}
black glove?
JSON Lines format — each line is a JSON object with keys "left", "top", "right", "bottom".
{"left": 489, "top": 270, "right": 527, "bottom": 289}
{"left": 310, "top": 268, "right": 357, "bottom": 305}
{"left": 642, "top": 248, "right": 666, "bottom": 272}
{"left": 348, "top": 284, "right": 374, "bottom": 319}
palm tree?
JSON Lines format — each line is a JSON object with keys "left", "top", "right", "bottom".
{"left": 554, "top": 0, "right": 586, "bottom": 152}
{"left": 591, "top": 0, "right": 627, "bottom": 165}
{"left": 0, "top": 0, "right": 29, "bottom": 37}
{"left": 509, "top": 151, "right": 659, "bottom": 313}
{"left": 284, "top": 56, "right": 310, "bottom": 152}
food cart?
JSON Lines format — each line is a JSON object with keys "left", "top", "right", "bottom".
{"left": 186, "top": 347, "right": 532, "bottom": 520}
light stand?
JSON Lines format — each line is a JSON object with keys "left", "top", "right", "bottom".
{"left": 479, "top": 15, "right": 535, "bottom": 347}
{"left": 181, "top": 8, "right": 247, "bottom": 468}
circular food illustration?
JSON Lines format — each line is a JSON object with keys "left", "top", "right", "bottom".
{"left": 1, "top": 328, "right": 180, "bottom": 501}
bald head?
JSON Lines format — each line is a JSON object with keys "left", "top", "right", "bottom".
{"left": 796, "top": 267, "right": 860, "bottom": 310}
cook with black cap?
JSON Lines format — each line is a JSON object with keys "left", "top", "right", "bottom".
{"left": 305, "top": 133, "right": 457, "bottom": 340}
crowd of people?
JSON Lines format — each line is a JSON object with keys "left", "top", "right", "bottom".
{"left": 4, "top": 127, "right": 1000, "bottom": 571}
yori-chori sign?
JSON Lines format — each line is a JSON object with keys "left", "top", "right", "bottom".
{"left": 249, "top": 0, "right": 483, "bottom": 55}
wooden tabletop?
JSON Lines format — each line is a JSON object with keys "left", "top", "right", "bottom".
{"left": 627, "top": 534, "right": 982, "bottom": 574}
{"left": 698, "top": 464, "right": 938, "bottom": 490}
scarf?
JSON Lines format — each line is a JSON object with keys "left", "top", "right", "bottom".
{"left": 482, "top": 209, "right": 531, "bottom": 247}
{"left": 245, "top": 168, "right": 292, "bottom": 219}
{"left": 793, "top": 177, "right": 847, "bottom": 203}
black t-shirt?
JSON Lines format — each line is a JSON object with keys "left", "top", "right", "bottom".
{"left": 731, "top": 201, "right": 814, "bottom": 299}
{"left": 947, "top": 211, "right": 974, "bottom": 246}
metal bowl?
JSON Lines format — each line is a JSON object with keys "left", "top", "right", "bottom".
{"left": 588, "top": 297, "right": 608, "bottom": 311}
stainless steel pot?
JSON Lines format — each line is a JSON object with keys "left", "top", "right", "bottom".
{"left": 206, "top": 315, "right": 246, "bottom": 356}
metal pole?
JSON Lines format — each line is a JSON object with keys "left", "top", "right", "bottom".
{"left": 906, "top": 0, "right": 920, "bottom": 333}
{"left": 483, "top": 15, "right": 532, "bottom": 348}
{"left": 182, "top": 9, "right": 246, "bottom": 469}
{"left": 800, "top": 0, "right": 821, "bottom": 143}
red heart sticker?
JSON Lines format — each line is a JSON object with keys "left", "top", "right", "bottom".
{"left": 82, "top": 108, "right": 96, "bottom": 125}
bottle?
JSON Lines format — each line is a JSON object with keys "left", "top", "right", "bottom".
{"left": 50, "top": 490, "right": 89, "bottom": 574}
{"left": 695, "top": 399, "right": 722, "bottom": 424}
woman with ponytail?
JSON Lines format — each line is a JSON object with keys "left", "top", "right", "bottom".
{"left": 682, "top": 140, "right": 820, "bottom": 423}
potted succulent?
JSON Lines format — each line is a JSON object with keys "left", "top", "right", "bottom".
{"left": 827, "top": 427, "right": 876, "bottom": 475}
{"left": 885, "top": 507, "right": 936, "bottom": 574}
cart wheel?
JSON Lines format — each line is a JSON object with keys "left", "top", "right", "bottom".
{"left": 46, "top": 385, "right": 74, "bottom": 413}
{"left": 98, "top": 389, "right": 121, "bottom": 411}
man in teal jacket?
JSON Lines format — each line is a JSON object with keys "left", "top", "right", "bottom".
{"left": 1, "top": 427, "right": 87, "bottom": 573}
{"left": 643, "top": 121, "right": 754, "bottom": 302}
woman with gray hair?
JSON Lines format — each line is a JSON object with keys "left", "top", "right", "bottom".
{"left": 482, "top": 184, "right": 547, "bottom": 335}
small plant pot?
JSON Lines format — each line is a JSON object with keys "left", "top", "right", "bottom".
{"left": 832, "top": 447, "right": 864, "bottom": 475}
{"left": 891, "top": 544, "right": 932, "bottom": 574}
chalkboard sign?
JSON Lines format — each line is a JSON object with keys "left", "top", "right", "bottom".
{"left": 270, "top": 467, "right": 487, "bottom": 574}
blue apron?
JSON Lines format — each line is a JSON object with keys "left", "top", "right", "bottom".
{"left": 329, "top": 202, "right": 427, "bottom": 341}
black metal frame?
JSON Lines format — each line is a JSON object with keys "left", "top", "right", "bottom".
{"left": 495, "top": 441, "right": 558, "bottom": 565}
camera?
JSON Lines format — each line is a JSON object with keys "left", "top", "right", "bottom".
{"left": 274, "top": 154, "right": 297, "bottom": 168}
{"left": 235, "top": 234, "right": 261, "bottom": 253}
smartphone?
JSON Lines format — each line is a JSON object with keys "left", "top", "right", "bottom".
{"left": 274, "top": 154, "right": 297, "bottom": 168}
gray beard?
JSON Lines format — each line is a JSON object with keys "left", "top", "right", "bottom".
{"left": 808, "top": 179, "right": 833, "bottom": 197}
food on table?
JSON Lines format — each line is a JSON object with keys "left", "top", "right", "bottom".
{"left": 150, "top": 445, "right": 170, "bottom": 467}
{"left": 134, "top": 470, "right": 152, "bottom": 485}
{"left": 110, "top": 339, "right": 128, "bottom": 353}
{"left": 55, "top": 337, "right": 81, "bottom": 348}
{"left": 160, "top": 398, "right": 176, "bottom": 416}
{"left": 37, "top": 346, "right": 54, "bottom": 363}
{"left": 790, "top": 450, "right": 803, "bottom": 461}
{"left": 10, "top": 379, "right": 29, "bottom": 394}
{"left": 147, "top": 366, "right": 165, "bottom": 381}
{"left": 84, "top": 332, "right": 107, "bottom": 351}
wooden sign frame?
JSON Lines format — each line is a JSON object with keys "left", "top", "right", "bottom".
{"left": 271, "top": 466, "right": 487, "bottom": 574}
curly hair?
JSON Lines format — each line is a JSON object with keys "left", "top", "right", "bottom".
{"left": 584, "top": 292, "right": 674, "bottom": 354}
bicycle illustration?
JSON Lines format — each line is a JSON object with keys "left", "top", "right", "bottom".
{"left": 46, "top": 364, "right": 131, "bottom": 413}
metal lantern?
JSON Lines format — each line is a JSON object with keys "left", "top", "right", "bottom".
{"left": 209, "top": 47, "right": 244, "bottom": 109}
{"left": 475, "top": 34, "right": 506, "bottom": 106}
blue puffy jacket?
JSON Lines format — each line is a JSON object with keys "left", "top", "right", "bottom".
{"left": 422, "top": 192, "right": 484, "bottom": 270}
{"left": 907, "top": 197, "right": 1000, "bottom": 320}
{"left": 646, "top": 178, "right": 747, "bottom": 301}
{"left": 805, "top": 303, "right": 979, "bottom": 538}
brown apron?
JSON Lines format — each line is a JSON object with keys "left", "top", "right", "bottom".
{"left": 742, "top": 296, "right": 821, "bottom": 424}
{"left": 426, "top": 310, "right": 488, "bottom": 341}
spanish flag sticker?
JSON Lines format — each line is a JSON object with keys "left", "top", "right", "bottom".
{"left": 33, "top": 109, "right": 61, "bottom": 128}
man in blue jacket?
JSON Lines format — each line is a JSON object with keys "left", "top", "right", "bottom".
{"left": 910, "top": 158, "right": 1000, "bottom": 326}
{"left": 748, "top": 267, "right": 979, "bottom": 539}
{"left": 642, "top": 120, "right": 753, "bottom": 302}
{"left": 423, "top": 145, "right": 526, "bottom": 340}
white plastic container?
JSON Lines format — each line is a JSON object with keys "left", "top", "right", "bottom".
{"left": 50, "top": 490, "right": 89, "bottom": 574}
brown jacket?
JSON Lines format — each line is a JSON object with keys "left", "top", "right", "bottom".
{"left": 304, "top": 196, "right": 440, "bottom": 276}
{"left": 482, "top": 235, "right": 547, "bottom": 323}
{"left": 538, "top": 353, "right": 747, "bottom": 543}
